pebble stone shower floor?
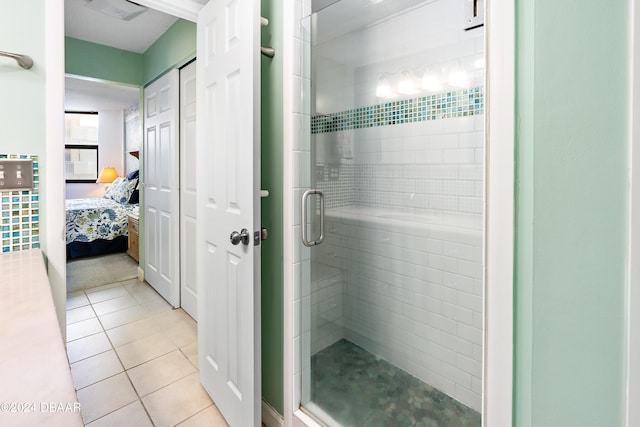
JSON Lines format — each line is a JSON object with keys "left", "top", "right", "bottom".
{"left": 310, "top": 339, "right": 481, "bottom": 427}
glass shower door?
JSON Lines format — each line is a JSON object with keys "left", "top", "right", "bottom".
{"left": 299, "top": 1, "right": 485, "bottom": 426}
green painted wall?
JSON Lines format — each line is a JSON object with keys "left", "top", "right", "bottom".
{"left": 65, "top": 19, "right": 196, "bottom": 88}
{"left": 142, "top": 19, "right": 196, "bottom": 85}
{"left": 1, "top": 0, "right": 48, "bottom": 253}
{"left": 65, "top": 37, "right": 143, "bottom": 86}
{"left": 1, "top": 3, "right": 46, "bottom": 158}
{"left": 1, "top": 1, "right": 70, "bottom": 332}
{"left": 260, "top": 0, "right": 284, "bottom": 415}
{"left": 514, "top": 1, "right": 628, "bottom": 426}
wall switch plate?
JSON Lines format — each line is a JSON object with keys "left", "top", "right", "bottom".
{"left": 0, "top": 159, "right": 34, "bottom": 191}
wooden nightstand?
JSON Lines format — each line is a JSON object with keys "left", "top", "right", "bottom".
{"left": 127, "top": 213, "right": 139, "bottom": 262}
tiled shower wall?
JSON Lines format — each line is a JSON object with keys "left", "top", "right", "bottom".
{"left": 314, "top": 89, "right": 484, "bottom": 222}
{"left": 1, "top": 154, "right": 40, "bottom": 253}
{"left": 311, "top": 109, "right": 484, "bottom": 411}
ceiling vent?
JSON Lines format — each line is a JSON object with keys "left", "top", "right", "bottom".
{"left": 86, "top": 0, "right": 148, "bottom": 21}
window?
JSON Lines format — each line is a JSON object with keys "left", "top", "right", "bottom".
{"left": 64, "top": 112, "right": 99, "bottom": 183}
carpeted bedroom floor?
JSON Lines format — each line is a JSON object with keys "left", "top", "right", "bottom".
{"left": 67, "top": 253, "right": 138, "bottom": 292}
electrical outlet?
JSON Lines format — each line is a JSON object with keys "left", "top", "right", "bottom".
{"left": 0, "top": 159, "right": 33, "bottom": 191}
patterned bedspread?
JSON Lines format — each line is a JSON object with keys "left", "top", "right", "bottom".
{"left": 65, "top": 198, "right": 139, "bottom": 244}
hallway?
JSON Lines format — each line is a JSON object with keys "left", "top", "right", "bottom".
{"left": 66, "top": 278, "right": 228, "bottom": 426}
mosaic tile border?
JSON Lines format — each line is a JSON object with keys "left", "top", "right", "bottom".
{"left": 1, "top": 154, "right": 40, "bottom": 253}
{"left": 311, "top": 86, "right": 484, "bottom": 134}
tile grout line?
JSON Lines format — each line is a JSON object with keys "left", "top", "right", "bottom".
{"left": 78, "top": 283, "right": 153, "bottom": 427}
{"left": 68, "top": 280, "right": 207, "bottom": 427}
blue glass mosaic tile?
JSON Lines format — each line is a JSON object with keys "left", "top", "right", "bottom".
{"left": 0, "top": 154, "right": 39, "bottom": 253}
{"left": 311, "top": 86, "right": 484, "bottom": 134}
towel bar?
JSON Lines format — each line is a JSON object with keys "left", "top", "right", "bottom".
{"left": 0, "top": 51, "right": 33, "bottom": 70}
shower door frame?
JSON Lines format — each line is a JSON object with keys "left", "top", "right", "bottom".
{"left": 627, "top": 2, "right": 640, "bottom": 426}
{"left": 282, "top": 0, "right": 515, "bottom": 426}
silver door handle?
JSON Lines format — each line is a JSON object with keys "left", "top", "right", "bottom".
{"left": 301, "top": 189, "right": 324, "bottom": 247}
{"left": 230, "top": 228, "right": 250, "bottom": 245}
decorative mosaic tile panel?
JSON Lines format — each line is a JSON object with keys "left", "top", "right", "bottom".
{"left": 311, "top": 86, "right": 484, "bottom": 134}
{"left": 0, "top": 154, "right": 39, "bottom": 253}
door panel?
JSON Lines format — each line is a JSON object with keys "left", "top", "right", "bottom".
{"left": 144, "top": 69, "right": 180, "bottom": 307}
{"left": 196, "top": 0, "right": 261, "bottom": 425}
{"left": 180, "top": 61, "right": 198, "bottom": 319}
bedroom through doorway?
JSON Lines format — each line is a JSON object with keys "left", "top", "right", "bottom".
{"left": 64, "top": 76, "right": 142, "bottom": 295}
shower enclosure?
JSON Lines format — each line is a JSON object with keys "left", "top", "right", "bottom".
{"left": 295, "top": 0, "right": 485, "bottom": 425}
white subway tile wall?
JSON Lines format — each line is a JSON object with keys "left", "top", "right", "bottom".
{"left": 316, "top": 208, "right": 483, "bottom": 411}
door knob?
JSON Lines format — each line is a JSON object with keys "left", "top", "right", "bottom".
{"left": 230, "top": 228, "right": 250, "bottom": 246}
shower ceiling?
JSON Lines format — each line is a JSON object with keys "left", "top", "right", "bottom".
{"left": 312, "top": 0, "right": 478, "bottom": 68}
{"left": 312, "top": 0, "right": 437, "bottom": 46}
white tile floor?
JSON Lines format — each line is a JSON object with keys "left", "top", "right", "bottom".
{"left": 66, "top": 278, "right": 228, "bottom": 427}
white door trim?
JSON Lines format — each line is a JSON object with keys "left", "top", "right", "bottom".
{"left": 484, "top": 0, "right": 514, "bottom": 425}
{"left": 179, "top": 60, "right": 198, "bottom": 320}
{"left": 46, "top": 0, "right": 67, "bottom": 334}
{"left": 626, "top": 1, "right": 639, "bottom": 425}
{"left": 134, "top": 0, "right": 202, "bottom": 22}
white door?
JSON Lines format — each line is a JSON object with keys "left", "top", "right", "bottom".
{"left": 144, "top": 69, "right": 180, "bottom": 308}
{"left": 196, "top": 0, "right": 261, "bottom": 425}
{"left": 180, "top": 61, "right": 198, "bottom": 319}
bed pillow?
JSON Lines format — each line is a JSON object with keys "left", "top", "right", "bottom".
{"left": 127, "top": 169, "right": 139, "bottom": 180}
{"left": 103, "top": 176, "right": 137, "bottom": 204}
{"left": 126, "top": 171, "right": 140, "bottom": 204}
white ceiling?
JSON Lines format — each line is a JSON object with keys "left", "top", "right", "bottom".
{"left": 65, "top": 0, "right": 179, "bottom": 54}
{"left": 65, "top": 76, "right": 140, "bottom": 111}
{"left": 64, "top": 0, "right": 206, "bottom": 110}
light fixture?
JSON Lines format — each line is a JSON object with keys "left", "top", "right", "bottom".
{"left": 448, "top": 63, "right": 469, "bottom": 88}
{"left": 397, "top": 71, "right": 417, "bottom": 95}
{"left": 96, "top": 167, "right": 119, "bottom": 184}
{"left": 376, "top": 75, "right": 394, "bottom": 99}
{"left": 86, "top": 0, "right": 148, "bottom": 21}
{"left": 421, "top": 70, "right": 441, "bottom": 92}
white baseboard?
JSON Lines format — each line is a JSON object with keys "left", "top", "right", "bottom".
{"left": 137, "top": 266, "right": 144, "bottom": 282}
{"left": 262, "top": 400, "right": 284, "bottom": 427}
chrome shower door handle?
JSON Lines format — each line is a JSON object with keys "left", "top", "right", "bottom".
{"left": 301, "top": 189, "right": 325, "bottom": 247}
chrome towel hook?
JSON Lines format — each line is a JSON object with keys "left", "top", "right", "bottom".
{"left": 0, "top": 51, "right": 33, "bottom": 70}
{"left": 260, "top": 16, "right": 275, "bottom": 58}
{"left": 260, "top": 47, "right": 275, "bottom": 58}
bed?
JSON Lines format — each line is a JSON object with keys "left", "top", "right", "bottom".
{"left": 65, "top": 174, "right": 139, "bottom": 259}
